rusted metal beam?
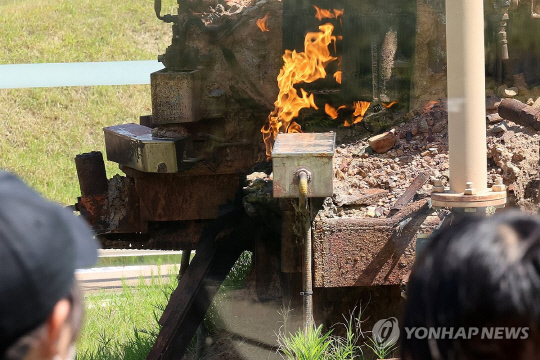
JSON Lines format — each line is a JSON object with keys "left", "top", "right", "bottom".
{"left": 389, "top": 173, "right": 428, "bottom": 215}
{"left": 147, "top": 211, "right": 252, "bottom": 360}
{"left": 498, "top": 98, "right": 540, "bottom": 131}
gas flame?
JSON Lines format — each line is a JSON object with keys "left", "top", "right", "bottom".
{"left": 425, "top": 100, "right": 438, "bottom": 112}
{"left": 325, "top": 104, "right": 339, "bottom": 120}
{"left": 334, "top": 70, "right": 342, "bottom": 84}
{"left": 261, "top": 23, "right": 337, "bottom": 156}
{"left": 257, "top": 13, "right": 270, "bottom": 32}
{"left": 382, "top": 101, "right": 397, "bottom": 109}
{"left": 351, "top": 101, "right": 370, "bottom": 125}
{"left": 314, "top": 6, "right": 344, "bottom": 23}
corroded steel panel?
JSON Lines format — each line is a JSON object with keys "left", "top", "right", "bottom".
{"left": 313, "top": 200, "right": 440, "bottom": 287}
{"left": 133, "top": 173, "right": 239, "bottom": 221}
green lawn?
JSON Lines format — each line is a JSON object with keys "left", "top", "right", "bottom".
{"left": 0, "top": 0, "right": 174, "bottom": 204}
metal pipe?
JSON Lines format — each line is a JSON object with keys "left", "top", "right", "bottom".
{"left": 297, "top": 170, "right": 313, "bottom": 332}
{"left": 446, "top": 0, "right": 488, "bottom": 194}
{"left": 75, "top": 151, "right": 108, "bottom": 197}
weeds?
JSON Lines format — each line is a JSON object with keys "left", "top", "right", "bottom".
{"left": 365, "top": 336, "right": 398, "bottom": 360}
{"left": 277, "top": 305, "right": 398, "bottom": 360}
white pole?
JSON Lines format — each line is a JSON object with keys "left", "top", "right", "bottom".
{"left": 446, "top": 0, "right": 488, "bottom": 194}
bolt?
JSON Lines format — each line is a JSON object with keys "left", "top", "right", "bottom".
{"left": 492, "top": 177, "right": 506, "bottom": 192}
{"left": 464, "top": 182, "right": 476, "bottom": 195}
{"left": 432, "top": 179, "right": 445, "bottom": 193}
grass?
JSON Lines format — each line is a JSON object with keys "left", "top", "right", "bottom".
{"left": 277, "top": 308, "right": 399, "bottom": 360}
{"left": 77, "top": 266, "right": 178, "bottom": 359}
{"left": 0, "top": 0, "right": 177, "bottom": 204}
{"left": 77, "top": 251, "right": 254, "bottom": 360}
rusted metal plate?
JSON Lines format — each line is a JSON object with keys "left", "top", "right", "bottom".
{"left": 132, "top": 172, "right": 240, "bottom": 221}
{"left": 272, "top": 132, "right": 336, "bottom": 198}
{"left": 313, "top": 199, "right": 440, "bottom": 287}
{"left": 151, "top": 69, "right": 202, "bottom": 124}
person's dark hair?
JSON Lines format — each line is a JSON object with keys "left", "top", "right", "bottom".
{"left": 402, "top": 210, "right": 540, "bottom": 360}
{"left": 3, "top": 280, "right": 84, "bottom": 360}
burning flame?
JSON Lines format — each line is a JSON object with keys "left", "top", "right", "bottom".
{"left": 334, "top": 70, "right": 342, "bottom": 84}
{"left": 325, "top": 104, "right": 339, "bottom": 120}
{"left": 350, "top": 101, "right": 370, "bottom": 125}
{"left": 261, "top": 23, "right": 337, "bottom": 156}
{"left": 257, "top": 13, "right": 270, "bottom": 32}
{"left": 314, "top": 6, "right": 344, "bottom": 22}
{"left": 382, "top": 101, "right": 397, "bottom": 109}
{"left": 425, "top": 100, "right": 438, "bottom": 112}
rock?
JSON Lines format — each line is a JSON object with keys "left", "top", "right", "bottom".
{"left": 432, "top": 121, "right": 447, "bottom": 134}
{"left": 418, "top": 119, "right": 429, "bottom": 133}
{"left": 411, "top": 124, "right": 419, "bottom": 136}
{"left": 486, "top": 96, "right": 501, "bottom": 111}
{"left": 504, "top": 87, "right": 519, "bottom": 98}
{"left": 533, "top": 97, "right": 540, "bottom": 110}
{"left": 406, "top": 131, "right": 413, "bottom": 141}
{"left": 491, "top": 121, "right": 507, "bottom": 134}
{"left": 368, "top": 130, "right": 397, "bottom": 154}
{"left": 397, "top": 149, "right": 405, "bottom": 156}
{"left": 487, "top": 113, "right": 504, "bottom": 124}
{"left": 366, "top": 207, "right": 377, "bottom": 218}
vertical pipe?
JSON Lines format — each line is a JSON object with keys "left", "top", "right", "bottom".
{"left": 298, "top": 170, "right": 313, "bottom": 332}
{"left": 75, "top": 151, "right": 108, "bottom": 197}
{"left": 446, "top": 0, "right": 488, "bottom": 194}
{"left": 303, "top": 220, "right": 313, "bottom": 332}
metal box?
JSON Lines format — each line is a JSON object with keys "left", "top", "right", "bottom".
{"left": 151, "top": 69, "right": 202, "bottom": 124}
{"left": 104, "top": 123, "right": 187, "bottom": 173}
{"left": 272, "top": 132, "right": 336, "bottom": 198}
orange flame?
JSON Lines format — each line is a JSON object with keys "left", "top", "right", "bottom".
{"left": 334, "top": 70, "right": 342, "bottom": 84}
{"left": 257, "top": 13, "right": 270, "bottom": 32}
{"left": 313, "top": 6, "right": 344, "bottom": 22}
{"left": 382, "top": 101, "right": 397, "bottom": 109}
{"left": 261, "top": 23, "right": 337, "bottom": 156}
{"left": 351, "top": 101, "right": 370, "bottom": 124}
{"left": 325, "top": 104, "right": 339, "bottom": 120}
{"left": 425, "top": 100, "right": 438, "bottom": 112}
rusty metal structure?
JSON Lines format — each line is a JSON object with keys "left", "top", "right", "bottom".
{"left": 69, "top": 0, "right": 540, "bottom": 358}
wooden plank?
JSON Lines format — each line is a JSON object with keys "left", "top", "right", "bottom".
{"left": 147, "top": 212, "right": 251, "bottom": 360}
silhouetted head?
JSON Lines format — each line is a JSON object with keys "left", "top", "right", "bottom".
{"left": 402, "top": 210, "right": 540, "bottom": 360}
